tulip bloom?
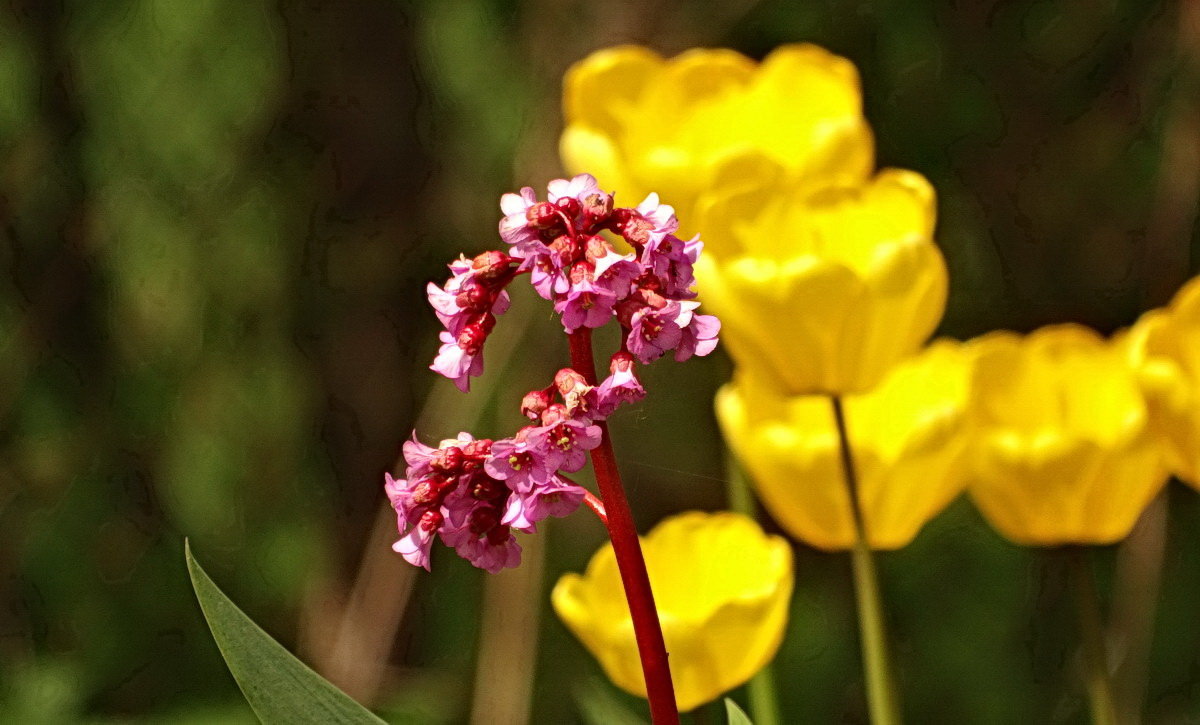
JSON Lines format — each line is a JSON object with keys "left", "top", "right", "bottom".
{"left": 1126, "top": 276, "right": 1200, "bottom": 489}
{"left": 561, "top": 44, "right": 873, "bottom": 230}
{"left": 697, "top": 168, "right": 947, "bottom": 395}
{"left": 552, "top": 511, "right": 793, "bottom": 712}
{"left": 967, "top": 324, "right": 1168, "bottom": 545}
{"left": 716, "top": 340, "right": 973, "bottom": 550}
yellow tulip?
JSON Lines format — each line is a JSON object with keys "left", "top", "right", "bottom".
{"left": 696, "top": 168, "right": 947, "bottom": 395}
{"left": 552, "top": 511, "right": 792, "bottom": 712}
{"left": 560, "top": 44, "right": 873, "bottom": 228}
{"left": 1125, "top": 276, "right": 1200, "bottom": 488}
{"left": 967, "top": 324, "right": 1168, "bottom": 545}
{"left": 716, "top": 340, "right": 973, "bottom": 550}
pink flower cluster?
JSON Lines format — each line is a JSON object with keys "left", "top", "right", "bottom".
{"left": 390, "top": 174, "right": 720, "bottom": 572}
{"left": 429, "top": 174, "right": 719, "bottom": 391}
{"left": 386, "top": 368, "right": 616, "bottom": 573}
{"left": 428, "top": 251, "right": 518, "bottom": 392}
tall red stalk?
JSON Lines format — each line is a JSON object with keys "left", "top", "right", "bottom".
{"left": 568, "top": 329, "right": 679, "bottom": 725}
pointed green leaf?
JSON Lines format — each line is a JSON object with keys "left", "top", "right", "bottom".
{"left": 185, "top": 540, "right": 386, "bottom": 724}
{"left": 725, "top": 698, "right": 753, "bottom": 725}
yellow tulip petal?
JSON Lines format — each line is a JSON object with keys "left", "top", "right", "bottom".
{"left": 967, "top": 324, "right": 1169, "bottom": 544}
{"left": 659, "top": 48, "right": 755, "bottom": 106}
{"left": 559, "top": 43, "right": 874, "bottom": 228}
{"left": 717, "top": 341, "right": 974, "bottom": 551}
{"left": 552, "top": 512, "right": 793, "bottom": 711}
{"left": 1126, "top": 275, "right": 1200, "bottom": 487}
{"left": 563, "top": 45, "right": 664, "bottom": 138}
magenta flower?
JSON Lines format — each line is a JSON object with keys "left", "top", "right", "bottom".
{"left": 589, "top": 353, "right": 646, "bottom": 419}
{"left": 521, "top": 246, "right": 568, "bottom": 300}
{"left": 458, "top": 529, "right": 523, "bottom": 574}
{"left": 393, "top": 510, "right": 441, "bottom": 570}
{"left": 384, "top": 472, "right": 416, "bottom": 530}
{"left": 534, "top": 416, "right": 603, "bottom": 472}
{"left": 547, "top": 173, "right": 605, "bottom": 207}
{"left": 641, "top": 233, "right": 702, "bottom": 299}
{"left": 626, "top": 301, "right": 685, "bottom": 364}
{"left": 441, "top": 513, "right": 522, "bottom": 574}
{"left": 399, "top": 172, "right": 720, "bottom": 577}
{"left": 431, "top": 332, "right": 484, "bottom": 392}
{"left": 634, "top": 193, "right": 679, "bottom": 239}
{"left": 485, "top": 434, "right": 558, "bottom": 494}
{"left": 399, "top": 435, "right": 438, "bottom": 478}
{"left": 499, "top": 186, "right": 540, "bottom": 249}
{"left": 502, "top": 475, "right": 588, "bottom": 531}
{"left": 675, "top": 302, "right": 721, "bottom": 362}
{"left": 556, "top": 276, "right": 618, "bottom": 332}
{"left": 426, "top": 277, "right": 510, "bottom": 337}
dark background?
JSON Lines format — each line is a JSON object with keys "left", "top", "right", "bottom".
{"left": 1, "top": 0, "right": 1198, "bottom": 722}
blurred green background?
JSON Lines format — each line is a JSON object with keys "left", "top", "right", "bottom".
{"left": 1, "top": 0, "right": 1198, "bottom": 722}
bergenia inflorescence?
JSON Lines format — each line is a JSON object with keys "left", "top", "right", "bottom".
{"left": 387, "top": 174, "right": 720, "bottom": 572}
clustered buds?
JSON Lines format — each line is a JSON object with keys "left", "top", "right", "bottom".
{"left": 428, "top": 252, "right": 519, "bottom": 392}
{"left": 392, "top": 175, "right": 720, "bottom": 572}
{"left": 429, "top": 174, "right": 719, "bottom": 391}
{"left": 387, "top": 368, "right": 615, "bottom": 573}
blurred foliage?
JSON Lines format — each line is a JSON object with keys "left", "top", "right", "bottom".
{"left": 0, "top": 0, "right": 1197, "bottom": 723}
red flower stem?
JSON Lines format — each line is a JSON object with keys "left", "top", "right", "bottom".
{"left": 583, "top": 490, "right": 608, "bottom": 524}
{"left": 568, "top": 328, "right": 679, "bottom": 725}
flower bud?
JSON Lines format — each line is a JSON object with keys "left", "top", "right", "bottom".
{"left": 541, "top": 403, "right": 570, "bottom": 426}
{"left": 556, "top": 368, "right": 594, "bottom": 415}
{"left": 584, "top": 235, "right": 613, "bottom": 265}
{"left": 620, "top": 213, "right": 654, "bottom": 246}
{"left": 456, "top": 323, "right": 487, "bottom": 354}
{"left": 477, "top": 311, "right": 497, "bottom": 333}
{"left": 418, "top": 509, "right": 445, "bottom": 532}
{"left": 410, "top": 478, "right": 444, "bottom": 505}
{"left": 555, "top": 196, "right": 582, "bottom": 219}
{"left": 521, "top": 388, "right": 553, "bottom": 420}
{"left": 431, "top": 446, "right": 463, "bottom": 473}
{"left": 471, "top": 250, "right": 514, "bottom": 281}
{"left": 455, "top": 284, "right": 491, "bottom": 311}
{"left": 549, "top": 234, "right": 581, "bottom": 266}
{"left": 568, "top": 261, "right": 593, "bottom": 285}
{"left": 581, "top": 192, "right": 613, "bottom": 221}
{"left": 606, "top": 207, "right": 633, "bottom": 231}
{"left": 461, "top": 438, "right": 492, "bottom": 458}
{"left": 526, "top": 201, "right": 559, "bottom": 229}
{"left": 609, "top": 351, "right": 635, "bottom": 374}
{"left": 555, "top": 368, "right": 589, "bottom": 395}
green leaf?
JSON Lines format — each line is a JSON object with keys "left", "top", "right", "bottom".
{"left": 573, "top": 678, "right": 647, "bottom": 725}
{"left": 725, "top": 697, "right": 754, "bottom": 725}
{"left": 185, "top": 540, "right": 386, "bottom": 724}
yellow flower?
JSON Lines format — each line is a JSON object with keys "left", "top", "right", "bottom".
{"left": 697, "top": 168, "right": 947, "bottom": 395}
{"left": 967, "top": 324, "right": 1168, "bottom": 545}
{"left": 716, "top": 340, "right": 973, "bottom": 550}
{"left": 560, "top": 44, "right": 873, "bottom": 229}
{"left": 552, "top": 512, "right": 792, "bottom": 712}
{"left": 1125, "top": 275, "right": 1200, "bottom": 488}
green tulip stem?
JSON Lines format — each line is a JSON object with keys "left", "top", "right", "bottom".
{"left": 831, "top": 396, "right": 901, "bottom": 725}
{"left": 725, "top": 457, "right": 781, "bottom": 725}
{"left": 1067, "top": 547, "right": 1118, "bottom": 725}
